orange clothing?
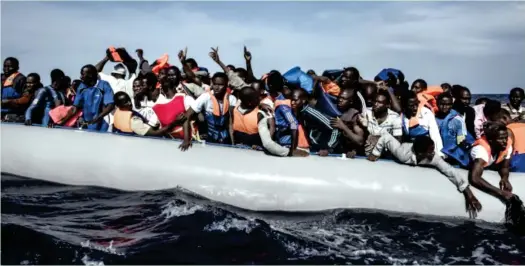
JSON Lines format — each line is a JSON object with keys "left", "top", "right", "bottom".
{"left": 233, "top": 106, "right": 259, "bottom": 134}
{"left": 473, "top": 136, "right": 512, "bottom": 167}
{"left": 508, "top": 123, "right": 525, "bottom": 153}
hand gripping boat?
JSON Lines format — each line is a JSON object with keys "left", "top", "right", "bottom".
{"left": 1, "top": 123, "right": 524, "bottom": 223}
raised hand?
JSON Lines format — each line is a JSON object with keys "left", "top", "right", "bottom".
{"left": 178, "top": 47, "right": 187, "bottom": 62}
{"left": 209, "top": 47, "right": 220, "bottom": 62}
{"left": 244, "top": 46, "right": 252, "bottom": 61}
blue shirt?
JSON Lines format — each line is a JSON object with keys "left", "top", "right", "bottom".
{"left": 25, "top": 86, "right": 64, "bottom": 125}
{"left": 74, "top": 80, "right": 114, "bottom": 131}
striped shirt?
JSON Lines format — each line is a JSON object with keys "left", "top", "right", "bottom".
{"left": 299, "top": 105, "right": 340, "bottom": 149}
{"left": 365, "top": 109, "right": 402, "bottom": 137}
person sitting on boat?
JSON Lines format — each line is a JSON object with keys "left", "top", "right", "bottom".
{"left": 66, "top": 79, "right": 81, "bottom": 105}
{"left": 359, "top": 90, "right": 403, "bottom": 157}
{"left": 2, "top": 73, "right": 39, "bottom": 123}
{"left": 410, "top": 79, "right": 442, "bottom": 113}
{"left": 473, "top": 99, "right": 502, "bottom": 139}
{"left": 131, "top": 76, "right": 160, "bottom": 130}
{"left": 499, "top": 109, "right": 525, "bottom": 173}
{"left": 435, "top": 92, "right": 474, "bottom": 167}
{"left": 152, "top": 79, "right": 196, "bottom": 143}
{"left": 207, "top": 46, "right": 253, "bottom": 92}
{"left": 180, "top": 72, "right": 237, "bottom": 151}
{"left": 139, "top": 72, "right": 160, "bottom": 108}
{"left": 231, "top": 86, "right": 262, "bottom": 148}
{"left": 55, "top": 64, "right": 115, "bottom": 132}
{"left": 178, "top": 48, "right": 211, "bottom": 92}
{"left": 368, "top": 133, "right": 482, "bottom": 218}
{"left": 291, "top": 88, "right": 340, "bottom": 157}
{"left": 451, "top": 85, "right": 476, "bottom": 139}
{"left": 469, "top": 121, "right": 514, "bottom": 203}
{"left": 113, "top": 91, "right": 186, "bottom": 137}
{"left": 330, "top": 87, "right": 366, "bottom": 158}
{"left": 24, "top": 69, "right": 68, "bottom": 126}
{"left": 501, "top": 87, "right": 525, "bottom": 122}
{"left": 2, "top": 57, "right": 28, "bottom": 121}
{"left": 401, "top": 91, "right": 444, "bottom": 157}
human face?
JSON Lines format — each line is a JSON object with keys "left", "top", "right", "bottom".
{"left": 509, "top": 90, "right": 524, "bottom": 109}
{"left": 373, "top": 94, "right": 389, "bottom": 114}
{"left": 457, "top": 90, "right": 471, "bottom": 107}
{"left": 167, "top": 68, "right": 180, "bottom": 84}
{"left": 363, "top": 85, "right": 377, "bottom": 107}
{"left": 411, "top": 81, "right": 424, "bottom": 94}
{"left": 26, "top": 76, "right": 40, "bottom": 92}
{"left": 158, "top": 69, "right": 168, "bottom": 83}
{"left": 133, "top": 79, "right": 146, "bottom": 97}
{"left": 212, "top": 77, "right": 227, "bottom": 96}
{"left": 340, "top": 70, "right": 358, "bottom": 88}
{"left": 406, "top": 97, "right": 419, "bottom": 117}
{"left": 291, "top": 90, "right": 306, "bottom": 112}
{"left": 337, "top": 89, "right": 354, "bottom": 111}
{"left": 3, "top": 59, "right": 17, "bottom": 75}
{"left": 80, "top": 67, "right": 97, "bottom": 85}
{"left": 438, "top": 96, "right": 453, "bottom": 115}
{"left": 489, "top": 129, "right": 508, "bottom": 150}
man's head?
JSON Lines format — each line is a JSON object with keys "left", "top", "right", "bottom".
{"left": 80, "top": 64, "right": 98, "bottom": 86}
{"left": 266, "top": 71, "right": 284, "bottom": 95}
{"left": 166, "top": 66, "right": 181, "bottom": 85}
{"left": 114, "top": 91, "right": 133, "bottom": 111}
{"left": 454, "top": 86, "right": 471, "bottom": 108}
{"left": 437, "top": 93, "right": 454, "bottom": 115}
{"left": 483, "top": 99, "right": 502, "bottom": 121}
{"left": 509, "top": 87, "right": 524, "bottom": 109}
{"left": 71, "top": 79, "right": 82, "bottom": 91}
{"left": 499, "top": 109, "right": 512, "bottom": 125}
{"left": 111, "top": 63, "right": 127, "bottom": 79}
{"left": 239, "top": 86, "right": 260, "bottom": 110}
{"left": 362, "top": 83, "right": 377, "bottom": 108}
{"left": 3, "top": 57, "right": 19, "bottom": 75}
{"left": 26, "top": 73, "right": 41, "bottom": 92}
{"left": 226, "top": 65, "right": 236, "bottom": 72}
{"left": 211, "top": 72, "right": 229, "bottom": 97}
{"left": 291, "top": 88, "right": 309, "bottom": 112}
{"left": 413, "top": 135, "right": 436, "bottom": 162}
{"left": 441, "top": 83, "right": 452, "bottom": 93}
{"left": 411, "top": 79, "right": 427, "bottom": 94}
{"left": 132, "top": 77, "right": 145, "bottom": 97}
{"left": 339, "top": 67, "right": 360, "bottom": 88}
{"left": 475, "top": 97, "right": 490, "bottom": 106}
{"left": 372, "top": 90, "right": 391, "bottom": 115}
{"left": 50, "top": 69, "right": 68, "bottom": 91}
{"left": 337, "top": 88, "right": 356, "bottom": 112}
{"left": 402, "top": 91, "right": 420, "bottom": 117}
{"left": 251, "top": 80, "right": 268, "bottom": 101}
{"left": 185, "top": 58, "right": 198, "bottom": 70}
{"left": 158, "top": 68, "right": 168, "bottom": 83}
{"left": 484, "top": 121, "right": 509, "bottom": 151}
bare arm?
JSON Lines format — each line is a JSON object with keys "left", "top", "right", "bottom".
{"left": 95, "top": 56, "right": 110, "bottom": 73}
{"left": 178, "top": 48, "right": 202, "bottom": 86}
{"left": 469, "top": 159, "right": 507, "bottom": 201}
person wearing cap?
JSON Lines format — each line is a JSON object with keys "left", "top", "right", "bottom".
{"left": 95, "top": 50, "right": 137, "bottom": 99}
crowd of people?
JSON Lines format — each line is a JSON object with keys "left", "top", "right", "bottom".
{"left": 2, "top": 46, "right": 524, "bottom": 219}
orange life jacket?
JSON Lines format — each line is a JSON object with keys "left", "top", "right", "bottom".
{"left": 113, "top": 108, "right": 133, "bottom": 133}
{"left": 473, "top": 136, "right": 512, "bottom": 167}
{"left": 151, "top": 54, "right": 170, "bottom": 76}
{"left": 108, "top": 46, "right": 123, "bottom": 62}
{"left": 321, "top": 81, "right": 341, "bottom": 97}
{"left": 233, "top": 106, "right": 259, "bottom": 135}
{"left": 274, "top": 99, "right": 309, "bottom": 149}
{"left": 48, "top": 105, "right": 83, "bottom": 127}
{"left": 3, "top": 72, "right": 20, "bottom": 87}
{"left": 507, "top": 123, "right": 525, "bottom": 154}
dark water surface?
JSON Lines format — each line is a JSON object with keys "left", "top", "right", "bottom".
{"left": 2, "top": 174, "right": 524, "bottom": 265}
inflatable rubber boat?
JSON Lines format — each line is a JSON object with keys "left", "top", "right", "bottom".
{"left": 1, "top": 123, "right": 524, "bottom": 223}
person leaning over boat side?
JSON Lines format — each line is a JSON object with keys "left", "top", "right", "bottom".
{"left": 499, "top": 109, "right": 525, "bottom": 173}
{"left": 291, "top": 88, "right": 340, "bottom": 157}
{"left": 368, "top": 133, "right": 482, "bottom": 218}
{"left": 473, "top": 99, "right": 502, "bottom": 139}
{"left": 113, "top": 91, "right": 186, "bottom": 137}
{"left": 330, "top": 87, "right": 366, "bottom": 158}
{"left": 359, "top": 90, "right": 403, "bottom": 157}
{"left": 231, "top": 86, "right": 262, "bottom": 148}
{"left": 25, "top": 69, "right": 68, "bottom": 126}
{"left": 435, "top": 92, "right": 474, "bottom": 167}
{"left": 451, "top": 85, "right": 476, "bottom": 139}
{"left": 468, "top": 121, "right": 514, "bottom": 203}
{"left": 401, "top": 91, "right": 444, "bottom": 157}
{"left": 180, "top": 72, "right": 237, "bottom": 151}
{"left": 55, "top": 64, "right": 115, "bottom": 132}
{"left": 501, "top": 87, "right": 525, "bottom": 122}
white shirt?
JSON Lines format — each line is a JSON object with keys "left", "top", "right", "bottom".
{"left": 99, "top": 72, "right": 135, "bottom": 99}
{"left": 402, "top": 107, "right": 444, "bottom": 157}
{"left": 365, "top": 109, "right": 403, "bottom": 137}
{"left": 470, "top": 145, "right": 513, "bottom": 167}
{"left": 191, "top": 92, "right": 238, "bottom": 114}
{"left": 135, "top": 106, "right": 160, "bottom": 128}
